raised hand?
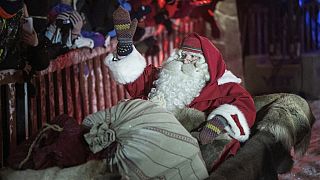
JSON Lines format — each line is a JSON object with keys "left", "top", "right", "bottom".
{"left": 113, "top": 6, "right": 137, "bottom": 56}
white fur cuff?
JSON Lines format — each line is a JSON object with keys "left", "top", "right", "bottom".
{"left": 104, "top": 46, "right": 146, "bottom": 84}
{"left": 208, "top": 104, "right": 250, "bottom": 142}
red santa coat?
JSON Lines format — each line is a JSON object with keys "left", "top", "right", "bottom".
{"left": 105, "top": 33, "right": 256, "bottom": 169}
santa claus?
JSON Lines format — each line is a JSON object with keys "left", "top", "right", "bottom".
{"left": 105, "top": 7, "right": 256, "bottom": 171}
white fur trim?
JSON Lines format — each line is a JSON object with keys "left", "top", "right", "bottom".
{"left": 208, "top": 104, "right": 250, "bottom": 142}
{"left": 217, "top": 70, "right": 242, "bottom": 85}
{"left": 104, "top": 46, "right": 146, "bottom": 84}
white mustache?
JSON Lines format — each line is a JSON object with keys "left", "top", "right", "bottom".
{"left": 163, "top": 60, "right": 201, "bottom": 79}
{"left": 162, "top": 60, "right": 183, "bottom": 71}
{"left": 181, "top": 64, "right": 197, "bottom": 73}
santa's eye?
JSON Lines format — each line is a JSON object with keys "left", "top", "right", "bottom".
{"left": 180, "top": 53, "right": 187, "bottom": 59}
{"left": 193, "top": 55, "right": 200, "bottom": 61}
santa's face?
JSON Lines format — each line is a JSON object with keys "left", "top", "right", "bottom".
{"left": 163, "top": 49, "right": 210, "bottom": 79}
{"left": 148, "top": 49, "right": 210, "bottom": 112}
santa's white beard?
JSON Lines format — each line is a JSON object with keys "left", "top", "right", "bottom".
{"left": 148, "top": 53, "right": 209, "bottom": 112}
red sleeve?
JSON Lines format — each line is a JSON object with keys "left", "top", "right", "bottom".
{"left": 124, "top": 65, "right": 159, "bottom": 99}
{"left": 217, "top": 83, "right": 256, "bottom": 128}
{"left": 197, "top": 83, "right": 256, "bottom": 142}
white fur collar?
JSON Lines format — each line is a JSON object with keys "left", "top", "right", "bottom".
{"left": 217, "top": 70, "right": 241, "bottom": 85}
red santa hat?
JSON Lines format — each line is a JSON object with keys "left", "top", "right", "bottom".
{"left": 179, "top": 33, "right": 227, "bottom": 84}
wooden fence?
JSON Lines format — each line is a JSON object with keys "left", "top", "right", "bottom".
{"left": 0, "top": 18, "right": 204, "bottom": 168}
{"left": 238, "top": 1, "right": 320, "bottom": 58}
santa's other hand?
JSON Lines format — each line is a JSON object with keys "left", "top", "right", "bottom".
{"left": 199, "top": 115, "right": 227, "bottom": 145}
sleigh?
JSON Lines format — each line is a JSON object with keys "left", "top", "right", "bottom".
{"left": 0, "top": 93, "right": 315, "bottom": 180}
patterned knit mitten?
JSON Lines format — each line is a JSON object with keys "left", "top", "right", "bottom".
{"left": 199, "top": 115, "right": 227, "bottom": 145}
{"left": 113, "top": 6, "right": 138, "bottom": 56}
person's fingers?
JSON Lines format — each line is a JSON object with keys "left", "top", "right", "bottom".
{"left": 21, "top": 31, "right": 38, "bottom": 46}
{"left": 69, "top": 16, "right": 77, "bottom": 26}
{"left": 23, "top": 32, "right": 33, "bottom": 38}
{"left": 69, "top": 11, "right": 82, "bottom": 26}
{"left": 22, "top": 35, "right": 32, "bottom": 42}
{"left": 22, "top": 32, "right": 35, "bottom": 39}
{"left": 22, "top": 39, "right": 31, "bottom": 45}
{"left": 73, "top": 11, "right": 82, "bottom": 22}
{"left": 69, "top": 13, "right": 77, "bottom": 23}
{"left": 21, "top": 34, "right": 29, "bottom": 41}
{"left": 56, "top": 12, "right": 70, "bottom": 21}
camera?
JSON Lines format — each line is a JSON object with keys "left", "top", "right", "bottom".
{"left": 55, "top": 18, "right": 73, "bottom": 45}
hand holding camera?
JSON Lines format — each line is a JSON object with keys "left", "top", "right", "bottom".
{"left": 21, "top": 17, "right": 38, "bottom": 46}
{"left": 56, "top": 11, "right": 83, "bottom": 35}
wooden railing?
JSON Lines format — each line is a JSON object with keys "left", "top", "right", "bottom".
{"left": 239, "top": 1, "right": 320, "bottom": 57}
{"left": 237, "top": 1, "right": 320, "bottom": 97}
{"left": 300, "top": 2, "right": 320, "bottom": 52}
{"left": 0, "top": 18, "right": 204, "bottom": 167}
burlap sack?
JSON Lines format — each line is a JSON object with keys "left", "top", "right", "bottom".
{"left": 83, "top": 99, "right": 209, "bottom": 180}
